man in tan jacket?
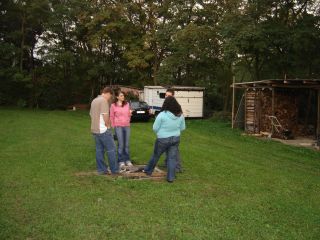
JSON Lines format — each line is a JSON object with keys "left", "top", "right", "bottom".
{"left": 90, "top": 87, "right": 118, "bottom": 174}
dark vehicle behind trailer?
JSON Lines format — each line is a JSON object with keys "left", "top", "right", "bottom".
{"left": 130, "top": 101, "right": 151, "bottom": 121}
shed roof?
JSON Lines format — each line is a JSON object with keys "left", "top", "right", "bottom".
{"left": 231, "top": 79, "right": 320, "bottom": 89}
{"left": 144, "top": 85, "right": 205, "bottom": 91}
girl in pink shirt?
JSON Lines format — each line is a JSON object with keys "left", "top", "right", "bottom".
{"left": 110, "top": 91, "right": 132, "bottom": 169}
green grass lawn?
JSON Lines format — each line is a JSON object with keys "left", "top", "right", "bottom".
{"left": 0, "top": 109, "right": 319, "bottom": 240}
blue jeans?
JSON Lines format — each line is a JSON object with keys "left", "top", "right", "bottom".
{"left": 165, "top": 148, "right": 182, "bottom": 171}
{"left": 93, "top": 130, "right": 118, "bottom": 174}
{"left": 115, "top": 126, "right": 131, "bottom": 163}
{"left": 145, "top": 136, "right": 180, "bottom": 182}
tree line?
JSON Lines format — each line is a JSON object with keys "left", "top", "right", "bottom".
{"left": 1, "top": 0, "right": 319, "bottom": 110}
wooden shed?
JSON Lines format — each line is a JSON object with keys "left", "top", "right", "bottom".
{"left": 231, "top": 79, "right": 320, "bottom": 144}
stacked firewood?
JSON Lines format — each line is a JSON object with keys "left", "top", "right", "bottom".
{"left": 245, "top": 88, "right": 315, "bottom": 138}
{"left": 259, "top": 89, "right": 299, "bottom": 136}
{"left": 259, "top": 90, "right": 272, "bottom": 133}
{"left": 274, "top": 90, "right": 298, "bottom": 131}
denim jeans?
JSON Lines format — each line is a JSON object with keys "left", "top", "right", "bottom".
{"left": 145, "top": 136, "right": 180, "bottom": 182}
{"left": 114, "top": 126, "right": 131, "bottom": 163}
{"left": 93, "top": 129, "right": 118, "bottom": 174}
{"left": 165, "top": 148, "right": 182, "bottom": 171}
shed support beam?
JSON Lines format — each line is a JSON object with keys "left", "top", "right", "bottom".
{"left": 271, "top": 88, "right": 275, "bottom": 136}
{"left": 232, "top": 76, "right": 236, "bottom": 129}
{"left": 317, "top": 89, "right": 320, "bottom": 146}
{"left": 245, "top": 91, "right": 247, "bottom": 132}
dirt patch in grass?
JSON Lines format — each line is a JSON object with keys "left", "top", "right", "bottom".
{"left": 73, "top": 165, "right": 166, "bottom": 181}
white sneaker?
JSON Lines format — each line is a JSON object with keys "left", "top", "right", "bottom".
{"left": 119, "top": 162, "right": 125, "bottom": 170}
{"left": 125, "top": 161, "right": 133, "bottom": 167}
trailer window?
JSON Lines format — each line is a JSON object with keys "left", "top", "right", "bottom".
{"left": 159, "top": 93, "right": 166, "bottom": 99}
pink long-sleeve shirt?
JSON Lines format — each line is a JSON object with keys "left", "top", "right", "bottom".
{"left": 110, "top": 103, "right": 131, "bottom": 127}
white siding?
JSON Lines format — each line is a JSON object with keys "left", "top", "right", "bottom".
{"left": 175, "top": 91, "right": 203, "bottom": 98}
{"left": 177, "top": 97, "right": 203, "bottom": 117}
{"left": 143, "top": 86, "right": 204, "bottom": 117}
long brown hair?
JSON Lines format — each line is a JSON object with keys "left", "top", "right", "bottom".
{"left": 114, "top": 90, "right": 128, "bottom": 107}
{"left": 161, "top": 96, "right": 182, "bottom": 116}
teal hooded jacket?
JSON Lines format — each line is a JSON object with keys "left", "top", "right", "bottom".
{"left": 153, "top": 111, "right": 186, "bottom": 138}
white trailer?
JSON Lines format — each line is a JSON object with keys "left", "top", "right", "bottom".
{"left": 143, "top": 86, "right": 205, "bottom": 118}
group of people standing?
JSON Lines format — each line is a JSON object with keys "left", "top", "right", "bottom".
{"left": 89, "top": 87, "right": 186, "bottom": 183}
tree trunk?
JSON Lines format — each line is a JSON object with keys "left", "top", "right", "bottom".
{"left": 30, "top": 46, "right": 38, "bottom": 108}
{"left": 20, "top": 11, "right": 26, "bottom": 72}
{"left": 254, "top": 52, "right": 260, "bottom": 81}
{"left": 223, "top": 77, "right": 232, "bottom": 112}
{"left": 152, "top": 56, "right": 160, "bottom": 85}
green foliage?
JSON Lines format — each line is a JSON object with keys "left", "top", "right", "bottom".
{"left": 1, "top": 0, "right": 320, "bottom": 109}
{"left": 222, "top": 0, "right": 320, "bottom": 80}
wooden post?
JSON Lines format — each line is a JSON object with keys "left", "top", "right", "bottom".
{"left": 254, "top": 88, "right": 258, "bottom": 133}
{"left": 232, "top": 75, "right": 236, "bottom": 129}
{"left": 317, "top": 89, "right": 320, "bottom": 146}
{"left": 244, "top": 88, "right": 248, "bottom": 132}
{"left": 271, "top": 88, "right": 275, "bottom": 136}
{"left": 258, "top": 89, "right": 262, "bottom": 133}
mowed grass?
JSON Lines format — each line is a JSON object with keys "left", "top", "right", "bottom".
{"left": 0, "top": 109, "right": 319, "bottom": 240}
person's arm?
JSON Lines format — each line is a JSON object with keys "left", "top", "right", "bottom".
{"left": 180, "top": 115, "right": 186, "bottom": 131}
{"left": 110, "top": 104, "right": 115, "bottom": 127}
{"left": 101, "top": 101, "right": 111, "bottom": 128}
{"left": 103, "top": 113, "right": 111, "bottom": 128}
{"left": 153, "top": 112, "right": 162, "bottom": 133}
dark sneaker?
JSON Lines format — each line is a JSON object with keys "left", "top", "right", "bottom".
{"left": 142, "top": 169, "right": 152, "bottom": 176}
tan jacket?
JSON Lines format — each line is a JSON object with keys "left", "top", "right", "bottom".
{"left": 90, "top": 96, "right": 110, "bottom": 134}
